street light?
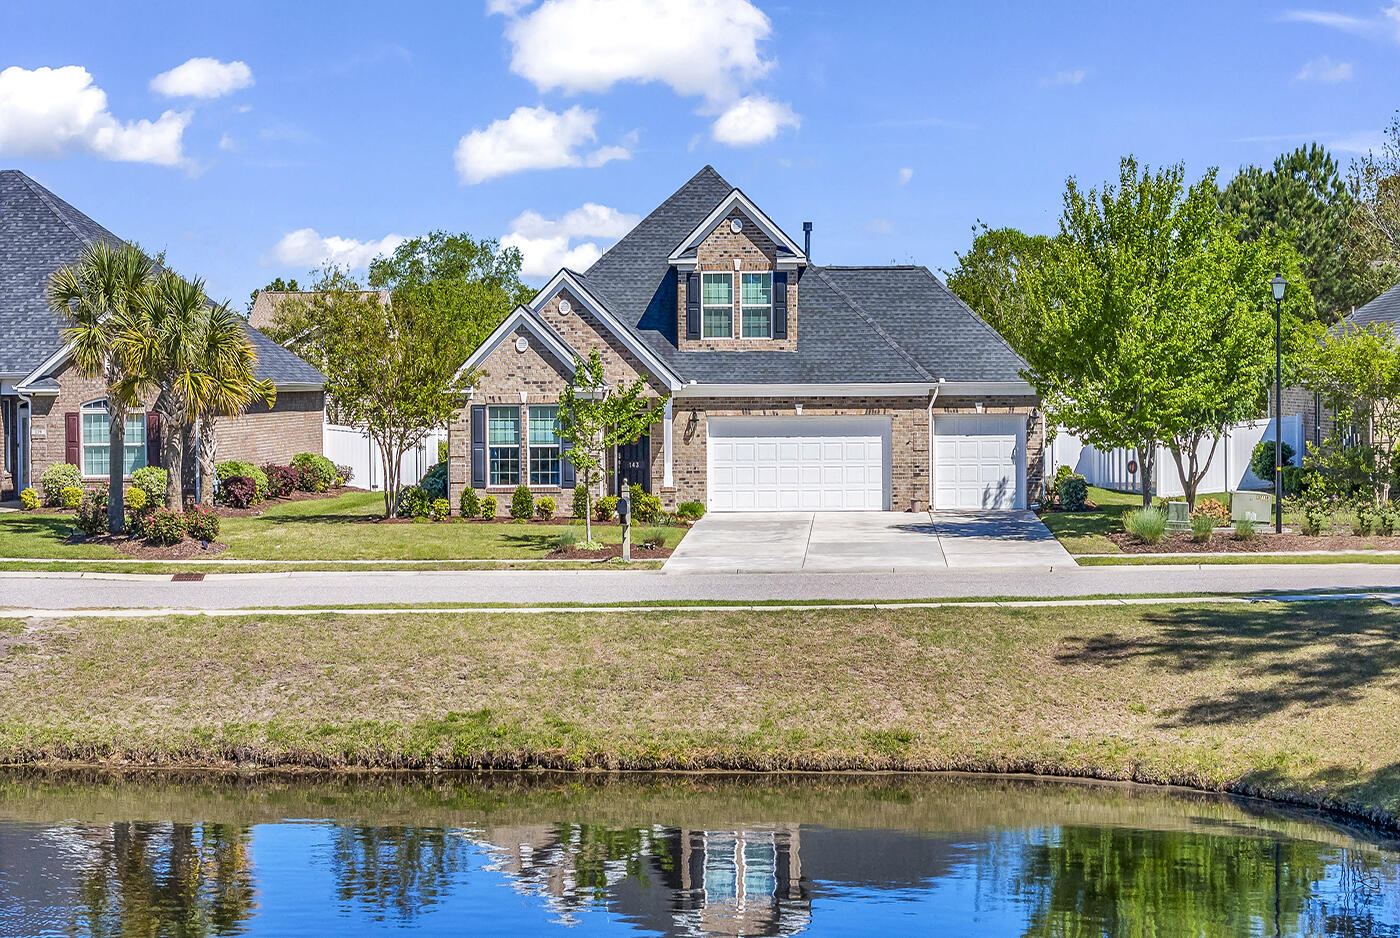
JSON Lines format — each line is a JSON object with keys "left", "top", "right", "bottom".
{"left": 1271, "top": 274, "right": 1287, "bottom": 535}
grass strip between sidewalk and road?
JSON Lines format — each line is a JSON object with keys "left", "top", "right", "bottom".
{"left": 2, "top": 600, "right": 1399, "bottom": 829}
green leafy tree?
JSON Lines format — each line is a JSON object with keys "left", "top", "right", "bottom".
{"left": 557, "top": 350, "right": 666, "bottom": 545}
{"left": 47, "top": 241, "right": 155, "bottom": 532}
{"left": 368, "top": 231, "right": 531, "bottom": 360}
{"left": 1345, "top": 110, "right": 1400, "bottom": 301}
{"left": 1018, "top": 157, "right": 1313, "bottom": 508}
{"left": 287, "top": 270, "right": 461, "bottom": 517}
{"left": 1220, "top": 143, "right": 1366, "bottom": 320}
{"left": 1300, "top": 321, "right": 1400, "bottom": 504}
{"left": 247, "top": 276, "right": 300, "bottom": 310}
{"left": 944, "top": 222, "right": 1055, "bottom": 353}
{"left": 190, "top": 306, "right": 276, "bottom": 505}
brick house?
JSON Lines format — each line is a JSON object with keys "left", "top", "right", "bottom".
{"left": 0, "top": 170, "right": 325, "bottom": 499}
{"left": 448, "top": 167, "right": 1042, "bottom": 515}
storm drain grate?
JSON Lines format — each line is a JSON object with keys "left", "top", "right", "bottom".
{"left": 171, "top": 572, "right": 205, "bottom": 582}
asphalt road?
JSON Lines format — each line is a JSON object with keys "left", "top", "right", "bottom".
{"left": 3, "top": 563, "right": 1399, "bottom": 610}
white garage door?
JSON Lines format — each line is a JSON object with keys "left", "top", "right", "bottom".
{"left": 707, "top": 416, "right": 890, "bottom": 512}
{"left": 934, "top": 415, "right": 1025, "bottom": 510}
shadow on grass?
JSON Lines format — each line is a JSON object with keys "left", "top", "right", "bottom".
{"left": 0, "top": 513, "right": 79, "bottom": 545}
{"left": 1056, "top": 602, "right": 1400, "bottom": 728}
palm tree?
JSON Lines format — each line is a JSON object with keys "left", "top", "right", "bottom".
{"left": 116, "top": 272, "right": 272, "bottom": 510}
{"left": 47, "top": 241, "right": 154, "bottom": 533}
{"left": 191, "top": 304, "right": 274, "bottom": 504}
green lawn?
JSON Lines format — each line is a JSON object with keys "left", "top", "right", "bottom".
{"left": 4, "top": 600, "right": 1400, "bottom": 827}
{"left": 0, "top": 492, "right": 687, "bottom": 562}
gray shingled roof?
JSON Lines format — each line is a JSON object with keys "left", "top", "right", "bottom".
{"left": 1347, "top": 280, "right": 1400, "bottom": 330}
{"left": 1, "top": 169, "right": 321, "bottom": 389}
{"left": 0, "top": 169, "right": 123, "bottom": 375}
{"left": 579, "top": 166, "right": 1028, "bottom": 385}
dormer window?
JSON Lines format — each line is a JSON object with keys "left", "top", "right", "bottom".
{"left": 740, "top": 272, "right": 772, "bottom": 338}
{"left": 702, "top": 273, "right": 733, "bottom": 338}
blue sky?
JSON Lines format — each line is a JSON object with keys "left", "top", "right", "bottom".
{"left": 2, "top": 0, "right": 1398, "bottom": 306}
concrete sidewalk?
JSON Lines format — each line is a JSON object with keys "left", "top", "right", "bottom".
{"left": 3, "top": 563, "right": 1398, "bottom": 610}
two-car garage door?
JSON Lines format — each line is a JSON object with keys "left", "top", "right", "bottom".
{"left": 704, "top": 413, "right": 1026, "bottom": 512}
{"left": 707, "top": 417, "right": 890, "bottom": 511}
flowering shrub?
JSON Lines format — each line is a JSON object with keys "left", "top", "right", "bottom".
{"left": 480, "top": 494, "right": 497, "bottom": 519}
{"left": 40, "top": 462, "right": 81, "bottom": 506}
{"left": 130, "top": 466, "right": 168, "bottom": 506}
{"left": 147, "top": 508, "right": 186, "bottom": 545}
{"left": 535, "top": 496, "right": 556, "bottom": 521}
{"left": 74, "top": 494, "right": 107, "bottom": 535}
{"left": 217, "top": 475, "right": 257, "bottom": 509}
{"left": 19, "top": 488, "right": 40, "bottom": 511}
{"left": 430, "top": 498, "right": 450, "bottom": 522}
{"left": 60, "top": 485, "right": 84, "bottom": 509}
{"left": 263, "top": 464, "right": 297, "bottom": 499}
{"left": 183, "top": 503, "right": 220, "bottom": 542}
{"left": 290, "top": 452, "right": 337, "bottom": 492}
{"left": 335, "top": 463, "right": 354, "bottom": 486}
{"left": 216, "top": 461, "right": 267, "bottom": 502}
{"left": 595, "top": 495, "right": 618, "bottom": 522}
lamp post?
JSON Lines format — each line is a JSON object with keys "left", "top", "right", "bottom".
{"left": 1270, "top": 274, "right": 1287, "bottom": 534}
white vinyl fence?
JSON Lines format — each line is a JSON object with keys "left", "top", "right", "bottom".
{"left": 323, "top": 424, "right": 447, "bottom": 491}
{"left": 1049, "top": 416, "right": 1303, "bottom": 498}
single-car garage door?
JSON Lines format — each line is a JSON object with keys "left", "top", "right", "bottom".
{"left": 707, "top": 416, "right": 890, "bottom": 512}
{"left": 933, "top": 414, "right": 1025, "bottom": 510}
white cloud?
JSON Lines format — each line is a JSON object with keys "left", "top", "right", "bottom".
{"left": 497, "top": 0, "right": 774, "bottom": 103}
{"left": 269, "top": 228, "right": 406, "bottom": 270}
{"left": 1040, "top": 68, "right": 1086, "bottom": 87}
{"left": 454, "top": 105, "right": 631, "bottom": 184}
{"left": 1294, "top": 55, "right": 1354, "bottom": 81}
{"left": 0, "top": 65, "right": 189, "bottom": 166}
{"left": 486, "top": 0, "right": 533, "bottom": 12}
{"left": 1282, "top": 4, "right": 1400, "bottom": 41}
{"left": 1328, "top": 130, "right": 1387, "bottom": 153}
{"left": 711, "top": 95, "right": 800, "bottom": 146}
{"left": 150, "top": 57, "right": 254, "bottom": 99}
{"left": 501, "top": 202, "right": 640, "bottom": 278}
{"left": 897, "top": 167, "right": 914, "bottom": 185}
{"left": 866, "top": 218, "right": 893, "bottom": 235}
{"left": 217, "top": 132, "right": 239, "bottom": 151}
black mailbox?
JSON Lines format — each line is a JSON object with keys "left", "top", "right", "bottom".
{"left": 617, "top": 494, "right": 631, "bottom": 525}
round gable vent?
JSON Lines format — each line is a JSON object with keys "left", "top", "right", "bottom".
{"left": 515, "top": 336, "right": 529, "bottom": 353}
{"left": 729, "top": 217, "right": 744, "bottom": 233}
{"left": 558, "top": 299, "right": 572, "bottom": 315}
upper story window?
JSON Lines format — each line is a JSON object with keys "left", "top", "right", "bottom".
{"left": 527, "top": 405, "right": 560, "bottom": 487}
{"left": 740, "top": 272, "right": 772, "bottom": 338}
{"left": 701, "top": 273, "right": 733, "bottom": 339}
{"left": 487, "top": 405, "right": 520, "bottom": 486}
{"left": 81, "top": 399, "right": 146, "bottom": 478}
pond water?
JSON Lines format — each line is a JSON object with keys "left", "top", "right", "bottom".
{"left": 1, "top": 771, "right": 1398, "bottom": 937}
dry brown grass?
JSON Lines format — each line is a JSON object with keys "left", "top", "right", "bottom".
{"left": 2, "top": 601, "right": 1398, "bottom": 826}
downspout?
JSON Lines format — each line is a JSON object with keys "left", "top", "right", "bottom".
{"left": 927, "top": 381, "right": 942, "bottom": 512}
{"left": 16, "top": 389, "right": 32, "bottom": 493}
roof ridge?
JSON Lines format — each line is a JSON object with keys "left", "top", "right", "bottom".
{"left": 586, "top": 166, "right": 732, "bottom": 274}
{"left": 813, "top": 267, "right": 936, "bottom": 382}
{"left": 14, "top": 170, "right": 99, "bottom": 248}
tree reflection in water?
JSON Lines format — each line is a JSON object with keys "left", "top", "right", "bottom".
{"left": 326, "top": 824, "right": 468, "bottom": 922}
{"left": 72, "top": 821, "right": 255, "bottom": 937}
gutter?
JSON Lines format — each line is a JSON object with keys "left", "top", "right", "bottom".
{"left": 927, "top": 381, "right": 941, "bottom": 511}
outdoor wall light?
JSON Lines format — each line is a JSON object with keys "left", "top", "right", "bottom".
{"left": 975, "top": 402, "right": 985, "bottom": 413}
{"left": 795, "top": 402, "right": 804, "bottom": 415}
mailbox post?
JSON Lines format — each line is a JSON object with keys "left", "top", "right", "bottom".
{"left": 618, "top": 492, "right": 631, "bottom": 562}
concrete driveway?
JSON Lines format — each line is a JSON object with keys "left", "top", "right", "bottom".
{"left": 662, "top": 510, "right": 1073, "bottom": 573}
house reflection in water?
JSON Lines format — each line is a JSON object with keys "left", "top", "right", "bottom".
{"left": 471, "top": 823, "right": 811, "bottom": 936}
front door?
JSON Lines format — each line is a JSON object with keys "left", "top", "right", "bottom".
{"left": 616, "top": 434, "right": 650, "bottom": 494}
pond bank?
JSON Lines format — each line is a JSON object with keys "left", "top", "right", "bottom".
{"left": 2, "top": 602, "right": 1398, "bottom": 833}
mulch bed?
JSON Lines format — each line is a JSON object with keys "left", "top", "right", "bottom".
{"left": 548, "top": 544, "right": 674, "bottom": 560}
{"left": 71, "top": 533, "right": 228, "bottom": 560}
{"left": 1040, "top": 499, "right": 1100, "bottom": 513}
{"left": 212, "top": 486, "right": 361, "bottom": 518}
{"left": 1107, "top": 531, "right": 1400, "bottom": 554}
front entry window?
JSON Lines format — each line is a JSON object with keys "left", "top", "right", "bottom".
{"left": 702, "top": 273, "right": 733, "bottom": 338}
{"left": 81, "top": 400, "right": 146, "bottom": 478}
{"left": 487, "top": 406, "right": 520, "bottom": 486}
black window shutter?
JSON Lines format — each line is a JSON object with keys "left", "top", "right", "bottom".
{"left": 560, "top": 452, "right": 575, "bottom": 488}
{"left": 772, "top": 270, "right": 788, "bottom": 339}
{"left": 470, "top": 404, "right": 486, "bottom": 489}
{"left": 685, "top": 271, "right": 700, "bottom": 339}
{"left": 146, "top": 412, "right": 160, "bottom": 468}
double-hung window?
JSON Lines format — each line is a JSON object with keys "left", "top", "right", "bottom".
{"left": 528, "top": 405, "right": 560, "bottom": 486}
{"left": 487, "top": 405, "right": 520, "bottom": 486}
{"left": 701, "top": 272, "right": 733, "bottom": 339}
{"left": 81, "top": 400, "right": 146, "bottom": 478}
{"left": 740, "top": 272, "right": 772, "bottom": 338}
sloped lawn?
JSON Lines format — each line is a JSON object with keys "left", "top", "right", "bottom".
{"left": 0, "top": 492, "right": 686, "bottom": 561}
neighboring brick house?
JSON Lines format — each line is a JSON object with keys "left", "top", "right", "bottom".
{"left": 0, "top": 170, "right": 325, "bottom": 499}
{"left": 448, "top": 167, "right": 1042, "bottom": 515}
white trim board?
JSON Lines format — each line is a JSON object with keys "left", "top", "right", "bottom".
{"left": 667, "top": 188, "right": 808, "bottom": 266}
{"left": 452, "top": 305, "right": 580, "bottom": 385}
